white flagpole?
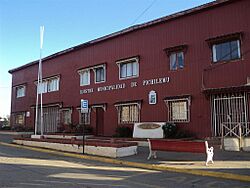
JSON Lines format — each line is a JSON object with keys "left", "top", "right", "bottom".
{"left": 34, "top": 26, "right": 44, "bottom": 136}
{"left": 34, "top": 58, "right": 40, "bottom": 135}
{"left": 40, "top": 26, "right": 44, "bottom": 136}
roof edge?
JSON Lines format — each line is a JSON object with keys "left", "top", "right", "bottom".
{"left": 9, "top": 0, "right": 235, "bottom": 74}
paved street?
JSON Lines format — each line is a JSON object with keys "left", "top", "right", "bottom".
{"left": 0, "top": 133, "right": 250, "bottom": 188}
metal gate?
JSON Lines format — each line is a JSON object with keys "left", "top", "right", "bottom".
{"left": 37, "top": 106, "right": 60, "bottom": 133}
{"left": 211, "top": 92, "right": 248, "bottom": 137}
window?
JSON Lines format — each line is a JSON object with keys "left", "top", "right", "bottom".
{"left": 212, "top": 40, "right": 241, "bottom": 63}
{"left": 94, "top": 66, "right": 105, "bottom": 83}
{"left": 37, "top": 76, "right": 60, "bottom": 94}
{"left": 166, "top": 98, "right": 190, "bottom": 122}
{"left": 61, "top": 109, "right": 72, "bottom": 125}
{"left": 79, "top": 64, "right": 106, "bottom": 85}
{"left": 16, "top": 85, "right": 25, "bottom": 98}
{"left": 79, "top": 70, "right": 90, "bottom": 86}
{"left": 116, "top": 103, "right": 140, "bottom": 124}
{"left": 48, "top": 77, "right": 59, "bottom": 92}
{"left": 117, "top": 57, "right": 139, "bottom": 80}
{"left": 79, "top": 110, "right": 90, "bottom": 125}
{"left": 170, "top": 52, "right": 184, "bottom": 70}
{"left": 38, "top": 81, "right": 47, "bottom": 94}
{"left": 14, "top": 113, "right": 25, "bottom": 125}
{"left": 206, "top": 32, "right": 242, "bottom": 63}
{"left": 164, "top": 45, "right": 187, "bottom": 71}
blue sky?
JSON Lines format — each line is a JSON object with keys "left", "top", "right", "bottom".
{"left": 0, "top": 0, "right": 213, "bottom": 117}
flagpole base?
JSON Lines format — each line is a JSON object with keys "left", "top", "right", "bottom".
{"left": 31, "top": 135, "right": 44, "bottom": 139}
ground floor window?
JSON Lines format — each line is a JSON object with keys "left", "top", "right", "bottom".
{"left": 115, "top": 102, "right": 140, "bottom": 124}
{"left": 79, "top": 110, "right": 90, "bottom": 125}
{"left": 14, "top": 112, "right": 25, "bottom": 125}
{"left": 165, "top": 97, "right": 190, "bottom": 122}
{"left": 61, "top": 109, "right": 72, "bottom": 125}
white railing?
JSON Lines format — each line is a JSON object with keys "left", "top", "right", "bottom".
{"left": 221, "top": 122, "right": 250, "bottom": 148}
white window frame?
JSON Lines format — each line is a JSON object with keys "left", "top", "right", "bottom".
{"left": 115, "top": 102, "right": 140, "bottom": 124}
{"left": 14, "top": 112, "right": 25, "bottom": 125}
{"left": 169, "top": 51, "right": 184, "bottom": 70}
{"left": 78, "top": 69, "right": 90, "bottom": 86}
{"left": 47, "top": 77, "right": 59, "bottom": 92}
{"left": 36, "top": 76, "right": 60, "bottom": 94}
{"left": 16, "top": 85, "right": 26, "bottom": 98}
{"left": 60, "top": 108, "right": 72, "bottom": 125}
{"left": 78, "top": 109, "right": 91, "bottom": 125}
{"left": 93, "top": 65, "right": 106, "bottom": 83}
{"left": 212, "top": 39, "right": 241, "bottom": 63}
{"left": 38, "top": 81, "right": 47, "bottom": 94}
{"left": 165, "top": 98, "right": 190, "bottom": 123}
{"left": 116, "top": 57, "right": 139, "bottom": 80}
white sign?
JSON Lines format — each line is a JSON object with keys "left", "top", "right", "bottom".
{"left": 149, "top": 90, "right": 157, "bottom": 105}
{"left": 133, "top": 122, "right": 165, "bottom": 138}
{"left": 80, "top": 76, "right": 170, "bottom": 95}
{"left": 143, "top": 77, "right": 170, "bottom": 86}
{"left": 26, "top": 111, "right": 30, "bottom": 117}
{"left": 81, "top": 99, "right": 88, "bottom": 113}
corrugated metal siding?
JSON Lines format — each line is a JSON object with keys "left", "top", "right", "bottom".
{"left": 10, "top": 0, "right": 250, "bottom": 138}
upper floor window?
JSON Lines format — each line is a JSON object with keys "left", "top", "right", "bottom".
{"left": 164, "top": 45, "right": 187, "bottom": 71}
{"left": 38, "top": 81, "right": 47, "bottom": 94}
{"left": 94, "top": 65, "right": 105, "bottom": 83}
{"left": 16, "top": 85, "right": 25, "bottom": 98}
{"left": 206, "top": 32, "right": 242, "bottom": 64}
{"left": 212, "top": 40, "right": 241, "bottom": 63}
{"left": 170, "top": 51, "right": 184, "bottom": 70}
{"left": 116, "top": 57, "right": 139, "bottom": 80}
{"left": 78, "top": 64, "right": 106, "bottom": 86}
{"left": 48, "top": 77, "right": 59, "bottom": 92}
{"left": 79, "top": 70, "right": 90, "bottom": 86}
{"left": 37, "top": 76, "right": 60, "bottom": 94}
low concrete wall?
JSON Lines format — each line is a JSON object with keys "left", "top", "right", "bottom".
{"left": 31, "top": 134, "right": 92, "bottom": 140}
{"left": 223, "top": 137, "right": 250, "bottom": 152}
{"left": 0, "top": 131, "right": 33, "bottom": 135}
{"left": 13, "top": 139, "right": 137, "bottom": 158}
{"left": 135, "top": 141, "right": 149, "bottom": 147}
{"left": 86, "top": 145, "right": 137, "bottom": 158}
{"left": 242, "top": 137, "right": 250, "bottom": 152}
{"left": 223, "top": 138, "right": 240, "bottom": 151}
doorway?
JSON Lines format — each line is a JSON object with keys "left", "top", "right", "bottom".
{"left": 37, "top": 106, "right": 60, "bottom": 133}
{"left": 96, "top": 107, "right": 104, "bottom": 136}
{"left": 211, "top": 92, "right": 248, "bottom": 137}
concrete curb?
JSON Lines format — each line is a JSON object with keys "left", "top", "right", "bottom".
{"left": 1, "top": 141, "right": 250, "bottom": 182}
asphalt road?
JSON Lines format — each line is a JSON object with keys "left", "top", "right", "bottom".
{"left": 0, "top": 133, "right": 249, "bottom": 188}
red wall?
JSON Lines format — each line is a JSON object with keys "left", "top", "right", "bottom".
{"left": 10, "top": 0, "right": 250, "bottom": 138}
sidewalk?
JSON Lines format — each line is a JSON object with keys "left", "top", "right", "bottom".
{"left": 87, "top": 136, "right": 250, "bottom": 179}
{"left": 5, "top": 141, "right": 249, "bottom": 182}
{"left": 1, "top": 132, "right": 250, "bottom": 182}
{"left": 121, "top": 146, "right": 250, "bottom": 176}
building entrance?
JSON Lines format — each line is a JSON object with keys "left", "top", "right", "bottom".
{"left": 211, "top": 92, "right": 249, "bottom": 137}
{"left": 37, "top": 106, "right": 60, "bottom": 133}
{"left": 96, "top": 107, "right": 104, "bottom": 136}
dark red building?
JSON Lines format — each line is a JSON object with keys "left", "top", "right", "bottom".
{"left": 9, "top": 0, "right": 250, "bottom": 138}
